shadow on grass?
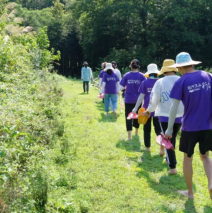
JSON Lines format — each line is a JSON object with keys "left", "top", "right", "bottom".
{"left": 132, "top": 151, "right": 188, "bottom": 198}
{"left": 183, "top": 199, "right": 197, "bottom": 213}
{"left": 78, "top": 92, "right": 89, "bottom": 95}
{"left": 95, "top": 100, "right": 105, "bottom": 112}
{"left": 116, "top": 135, "right": 141, "bottom": 152}
{"left": 158, "top": 200, "right": 197, "bottom": 213}
{"left": 204, "top": 205, "right": 212, "bottom": 213}
{"left": 98, "top": 113, "right": 120, "bottom": 123}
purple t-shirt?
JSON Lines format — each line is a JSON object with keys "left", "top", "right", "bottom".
{"left": 139, "top": 78, "right": 157, "bottom": 117}
{"left": 103, "top": 72, "right": 119, "bottom": 94}
{"left": 139, "top": 78, "right": 157, "bottom": 108}
{"left": 120, "top": 71, "right": 146, "bottom": 103}
{"left": 159, "top": 116, "right": 182, "bottom": 123}
{"left": 170, "top": 70, "right": 212, "bottom": 131}
{"left": 99, "top": 70, "right": 105, "bottom": 78}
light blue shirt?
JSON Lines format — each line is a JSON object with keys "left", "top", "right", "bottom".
{"left": 81, "top": 66, "right": 92, "bottom": 81}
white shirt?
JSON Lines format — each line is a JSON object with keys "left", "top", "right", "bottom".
{"left": 147, "top": 75, "right": 184, "bottom": 117}
{"left": 113, "top": 68, "right": 122, "bottom": 81}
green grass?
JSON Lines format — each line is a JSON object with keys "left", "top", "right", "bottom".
{"left": 47, "top": 78, "right": 212, "bottom": 213}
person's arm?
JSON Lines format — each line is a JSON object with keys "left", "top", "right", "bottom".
{"left": 132, "top": 93, "right": 145, "bottom": 113}
{"left": 116, "top": 82, "right": 120, "bottom": 93}
{"left": 90, "top": 68, "right": 93, "bottom": 81}
{"left": 165, "top": 99, "right": 180, "bottom": 139}
{"left": 98, "top": 78, "right": 102, "bottom": 87}
{"left": 117, "top": 70, "right": 122, "bottom": 81}
{"left": 100, "top": 82, "right": 106, "bottom": 93}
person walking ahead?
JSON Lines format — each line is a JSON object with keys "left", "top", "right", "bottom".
{"left": 120, "top": 59, "right": 146, "bottom": 141}
{"left": 81, "top": 61, "right": 92, "bottom": 93}
{"left": 165, "top": 52, "right": 212, "bottom": 199}
{"left": 132, "top": 63, "right": 161, "bottom": 151}
{"left": 101, "top": 63, "right": 119, "bottom": 118}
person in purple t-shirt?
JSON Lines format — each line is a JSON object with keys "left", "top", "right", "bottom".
{"left": 101, "top": 63, "right": 119, "bottom": 118}
{"left": 131, "top": 64, "right": 161, "bottom": 151}
{"left": 120, "top": 59, "right": 146, "bottom": 140}
{"left": 165, "top": 52, "right": 212, "bottom": 199}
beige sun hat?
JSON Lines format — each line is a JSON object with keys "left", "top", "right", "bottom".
{"left": 169, "top": 52, "right": 202, "bottom": 68}
{"left": 144, "top": 64, "right": 160, "bottom": 77}
{"left": 159, "top": 59, "right": 178, "bottom": 75}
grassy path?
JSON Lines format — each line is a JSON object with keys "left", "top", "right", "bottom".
{"left": 51, "top": 78, "right": 212, "bottom": 213}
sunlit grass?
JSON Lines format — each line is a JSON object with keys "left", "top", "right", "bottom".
{"left": 48, "top": 78, "right": 212, "bottom": 212}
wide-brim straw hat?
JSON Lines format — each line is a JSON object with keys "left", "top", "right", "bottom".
{"left": 168, "top": 52, "right": 202, "bottom": 68}
{"left": 159, "top": 59, "right": 178, "bottom": 75}
{"left": 104, "top": 63, "right": 114, "bottom": 71}
{"left": 144, "top": 63, "right": 160, "bottom": 76}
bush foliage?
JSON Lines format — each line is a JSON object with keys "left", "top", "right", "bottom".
{"left": 0, "top": 5, "right": 67, "bottom": 212}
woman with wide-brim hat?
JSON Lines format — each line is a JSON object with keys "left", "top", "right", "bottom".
{"left": 142, "top": 59, "right": 184, "bottom": 175}
{"left": 100, "top": 63, "right": 120, "bottom": 118}
{"left": 131, "top": 63, "right": 161, "bottom": 151}
{"left": 119, "top": 59, "right": 146, "bottom": 141}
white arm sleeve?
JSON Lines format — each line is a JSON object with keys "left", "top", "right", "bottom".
{"left": 119, "top": 85, "right": 125, "bottom": 91}
{"left": 116, "top": 82, "right": 119, "bottom": 93}
{"left": 132, "top": 94, "right": 145, "bottom": 113}
{"left": 146, "top": 81, "right": 161, "bottom": 112}
{"left": 117, "top": 70, "right": 122, "bottom": 81}
{"left": 165, "top": 99, "right": 180, "bottom": 136}
{"left": 100, "top": 82, "right": 106, "bottom": 93}
{"left": 98, "top": 78, "right": 102, "bottom": 87}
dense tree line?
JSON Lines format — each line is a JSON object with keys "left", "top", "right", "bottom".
{"left": 3, "top": 0, "right": 212, "bottom": 76}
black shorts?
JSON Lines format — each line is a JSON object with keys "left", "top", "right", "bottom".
{"left": 180, "top": 130, "right": 212, "bottom": 157}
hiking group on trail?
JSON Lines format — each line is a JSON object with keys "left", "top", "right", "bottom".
{"left": 81, "top": 52, "right": 212, "bottom": 200}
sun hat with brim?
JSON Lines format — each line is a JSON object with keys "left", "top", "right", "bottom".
{"left": 144, "top": 63, "right": 160, "bottom": 76}
{"left": 104, "top": 63, "right": 114, "bottom": 71}
{"left": 168, "top": 52, "right": 202, "bottom": 68}
{"left": 159, "top": 59, "right": 178, "bottom": 75}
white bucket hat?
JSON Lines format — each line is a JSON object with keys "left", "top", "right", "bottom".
{"left": 144, "top": 63, "right": 160, "bottom": 76}
{"left": 104, "top": 63, "right": 114, "bottom": 71}
{"left": 169, "top": 52, "right": 202, "bottom": 68}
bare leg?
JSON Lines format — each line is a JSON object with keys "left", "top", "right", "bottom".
{"left": 200, "top": 152, "right": 212, "bottom": 199}
{"left": 178, "top": 153, "right": 194, "bottom": 199}
{"left": 127, "top": 131, "right": 132, "bottom": 141}
{"left": 135, "top": 128, "right": 138, "bottom": 135}
{"left": 146, "top": 147, "right": 151, "bottom": 152}
{"left": 113, "top": 109, "right": 117, "bottom": 119}
{"left": 160, "top": 145, "right": 165, "bottom": 157}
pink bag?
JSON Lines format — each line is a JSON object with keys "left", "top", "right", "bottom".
{"left": 127, "top": 112, "right": 138, "bottom": 120}
{"left": 98, "top": 93, "right": 104, "bottom": 99}
{"left": 156, "top": 133, "right": 174, "bottom": 150}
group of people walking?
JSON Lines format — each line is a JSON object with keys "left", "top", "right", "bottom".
{"left": 82, "top": 52, "right": 212, "bottom": 200}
